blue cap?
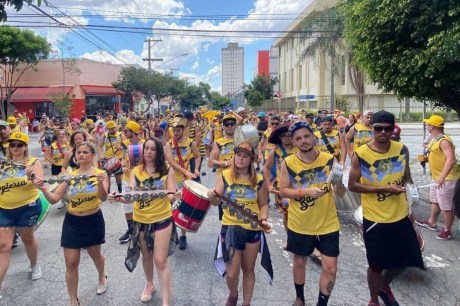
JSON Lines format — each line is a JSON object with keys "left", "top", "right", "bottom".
{"left": 288, "top": 121, "right": 313, "bottom": 135}
{"left": 257, "top": 112, "right": 266, "bottom": 118}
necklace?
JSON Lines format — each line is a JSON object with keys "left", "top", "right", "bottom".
{"left": 297, "top": 150, "right": 318, "bottom": 164}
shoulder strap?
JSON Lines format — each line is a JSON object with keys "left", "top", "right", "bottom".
{"left": 428, "top": 135, "right": 446, "bottom": 153}
{"left": 279, "top": 144, "right": 289, "bottom": 159}
{"left": 56, "top": 142, "right": 65, "bottom": 158}
{"left": 172, "top": 138, "right": 185, "bottom": 169}
{"left": 319, "top": 130, "right": 335, "bottom": 154}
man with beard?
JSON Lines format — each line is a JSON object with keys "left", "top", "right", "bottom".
{"left": 98, "top": 120, "right": 125, "bottom": 193}
{"left": 348, "top": 111, "right": 424, "bottom": 306}
{"left": 117, "top": 121, "right": 145, "bottom": 243}
{"left": 164, "top": 116, "right": 201, "bottom": 250}
{"left": 345, "top": 110, "right": 374, "bottom": 158}
{"left": 315, "top": 116, "right": 346, "bottom": 164}
{"left": 279, "top": 122, "right": 340, "bottom": 306}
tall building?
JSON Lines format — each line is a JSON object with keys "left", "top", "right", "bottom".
{"left": 221, "top": 42, "right": 244, "bottom": 97}
{"left": 269, "top": 47, "right": 280, "bottom": 92}
{"left": 256, "top": 50, "right": 269, "bottom": 77}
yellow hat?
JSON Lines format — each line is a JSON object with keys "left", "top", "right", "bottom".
{"left": 222, "top": 114, "right": 237, "bottom": 122}
{"left": 171, "top": 116, "right": 188, "bottom": 128}
{"left": 9, "top": 132, "right": 29, "bottom": 145}
{"left": 85, "top": 119, "right": 94, "bottom": 125}
{"left": 423, "top": 115, "right": 444, "bottom": 127}
{"left": 125, "top": 121, "right": 141, "bottom": 134}
{"left": 166, "top": 109, "right": 171, "bottom": 113}
{"left": 106, "top": 121, "right": 117, "bottom": 129}
{"left": 7, "top": 116, "right": 17, "bottom": 125}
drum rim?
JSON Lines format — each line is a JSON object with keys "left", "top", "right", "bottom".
{"left": 183, "top": 180, "right": 210, "bottom": 199}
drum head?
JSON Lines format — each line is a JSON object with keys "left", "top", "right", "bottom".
{"left": 234, "top": 127, "right": 244, "bottom": 147}
{"left": 183, "top": 180, "right": 209, "bottom": 199}
{"left": 234, "top": 125, "right": 259, "bottom": 149}
{"left": 36, "top": 191, "right": 51, "bottom": 230}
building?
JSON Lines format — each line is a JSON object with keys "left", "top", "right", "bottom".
{"left": 255, "top": 50, "right": 269, "bottom": 77}
{"left": 269, "top": 47, "right": 280, "bottom": 93}
{"left": 2, "top": 58, "right": 125, "bottom": 121}
{"left": 271, "top": 0, "right": 423, "bottom": 117}
{"left": 221, "top": 42, "right": 244, "bottom": 97}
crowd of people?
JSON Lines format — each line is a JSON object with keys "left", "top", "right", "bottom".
{"left": 0, "top": 106, "right": 458, "bottom": 306}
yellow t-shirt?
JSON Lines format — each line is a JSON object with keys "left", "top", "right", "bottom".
{"left": 103, "top": 131, "right": 123, "bottom": 159}
{"left": 50, "top": 142, "right": 68, "bottom": 166}
{"left": 428, "top": 135, "right": 460, "bottom": 181}
{"left": 0, "top": 157, "right": 39, "bottom": 209}
{"left": 215, "top": 137, "right": 235, "bottom": 174}
{"left": 263, "top": 129, "right": 275, "bottom": 159}
{"left": 284, "top": 152, "right": 340, "bottom": 235}
{"left": 355, "top": 141, "right": 409, "bottom": 223}
{"left": 132, "top": 166, "right": 172, "bottom": 224}
{"left": 315, "top": 129, "right": 340, "bottom": 156}
{"left": 213, "top": 122, "right": 222, "bottom": 140}
{"left": 67, "top": 168, "right": 105, "bottom": 214}
{"left": 169, "top": 137, "right": 194, "bottom": 184}
{"left": 222, "top": 169, "right": 263, "bottom": 230}
{"left": 121, "top": 139, "right": 145, "bottom": 182}
{"left": 353, "top": 123, "right": 373, "bottom": 150}
{"left": 274, "top": 145, "right": 298, "bottom": 183}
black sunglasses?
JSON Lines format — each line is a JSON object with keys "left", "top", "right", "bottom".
{"left": 271, "top": 121, "right": 280, "bottom": 126}
{"left": 9, "top": 142, "right": 25, "bottom": 148}
{"left": 223, "top": 122, "right": 236, "bottom": 127}
{"left": 373, "top": 125, "right": 394, "bottom": 132}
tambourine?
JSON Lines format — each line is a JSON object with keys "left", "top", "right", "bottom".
{"left": 113, "top": 187, "right": 175, "bottom": 202}
{"left": 213, "top": 191, "right": 270, "bottom": 231}
{"left": 0, "top": 158, "right": 26, "bottom": 170}
{"left": 31, "top": 174, "right": 96, "bottom": 184}
{"left": 327, "top": 161, "right": 344, "bottom": 186}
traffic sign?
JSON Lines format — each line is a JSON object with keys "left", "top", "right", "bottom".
{"left": 298, "top": 94, "right": 315, "bottom": 100}
{"left": 275, "top": 91, "right": 283, "bottom": 98}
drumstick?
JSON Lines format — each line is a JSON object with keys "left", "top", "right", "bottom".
{"left": 213, "top": 191, "right": 270, "bottom": 231}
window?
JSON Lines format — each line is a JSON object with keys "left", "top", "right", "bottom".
{"left": 85, "top": 96, "right": 114, "bottom": 116}
{"left": 35, "top": 102, "right": 57, "bottom": 117}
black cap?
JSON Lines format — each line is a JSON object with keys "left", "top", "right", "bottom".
{"left": 371, "top": 110, "right": 395, "bottom": 125}
{"left": 321, "top": 116, "right": 333, "bottom": 123}
{"left": 306, "top": 113, "right": 315, "bottom": 118}
{"left": 183, "top": 111, "right": 194, "bottom": 120}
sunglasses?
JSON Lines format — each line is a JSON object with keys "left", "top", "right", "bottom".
{"left": 271, "top": 122, "right": 280, "bottom": 126}
{"left": 223, "top": 122, "right": 236, "bottom": 127}
{"left": 373, "top": 125, "right": 394, "bottom": 132}
{"left": 9, "top": 142, "right": 25, "bottom": 148}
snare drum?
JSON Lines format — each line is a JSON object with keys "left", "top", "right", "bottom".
{"left": 172, "top": 180, "right": 211, "bottom": 232}
{"left": 35, "top": 191, "right": 50, "bottom": 230}
{"left": 333, "top": 187, "right": 361, "bottom": 214}
{"left": 103, "top": 157, "right": 122, "bottom": 174}
{"left": 234, "top": 125, "right": 259, "bottom": 149}
{"left": 128, "top": 143, "right": 143, "bottom": 166}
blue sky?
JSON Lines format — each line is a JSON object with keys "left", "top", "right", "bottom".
{"left": 6, "top": 0, "right": 311, "bottom": 93}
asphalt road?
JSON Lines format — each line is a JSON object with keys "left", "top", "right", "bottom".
{"left": 1, "top": 131, "right": 460, "bottom": 306}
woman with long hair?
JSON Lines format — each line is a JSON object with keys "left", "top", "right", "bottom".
{"left": 208, "top": 141, "right": 271, "bottom": 306}
{"left": 33, "top": 141, "right": 109, "bottom": 306}
{"left": 110, "top": 137, "right": 176, "bottom": 305}
{"left": 61, "top": 131, "right": 87, "bottom": 174}
{"left": 0, "top": 132, "right": 44, "bottom": 297}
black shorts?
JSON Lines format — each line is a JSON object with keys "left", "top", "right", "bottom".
{"left": 61, "top": 210, "right": 105, "bottom": 249}
{"left": 221, "top": 225, "right": 261, "bottom": 250}
{"left": 51, "top": 164, "right": 62, "bottom": 175}
{"left": 137, "top": 217, "right": 172, "bottom": 232}
{"left": 286, "top": 229, "right": 340, "bottom": 257}
{"left": 363, "top": 216, "right": 424, "bottom": 270}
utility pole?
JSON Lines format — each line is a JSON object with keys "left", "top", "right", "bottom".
{"left": 143, "top": 38, "right": 163, "bottom": 73}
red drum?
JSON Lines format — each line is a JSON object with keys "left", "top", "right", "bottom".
{"left": 173, "top": 180, "right": 211, "bottom": 232}
{"left": 103, "top": 157, "right": 121, "bottom": 174}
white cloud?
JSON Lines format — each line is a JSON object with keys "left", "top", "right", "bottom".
{"left": 80, "top": 49, "right": 144, "bottom": 66}
{"left": 206, "top": 59, "right": 215, "bottom": 65}
{"left": 190, "top": 57, "right": 200, "bottom": 70}
{"left": 205, "top": 64, "right": 221, "bottom": 83}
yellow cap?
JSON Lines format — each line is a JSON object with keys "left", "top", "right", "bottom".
{"left": 222, "top": 114, "right": 237, "bottom": 122}
{"left": 423, "top": 115, "right": 444, "bottom": 127}
{"left": 9, "top": 132, "right": 29, "bottom": 145}
{"left": 7, "top": 116, "right": 17, "bottom": 125}
{"left": 106, "top": 121, "right": 117, "bottom": 129}
{"left": 85, "top": 119, "right": 94, "bottom": 125}
{"left": 125, "top": 121, "right": 141, "bottom": 134}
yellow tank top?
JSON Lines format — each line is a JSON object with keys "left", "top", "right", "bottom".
{"left": 214, "top": 122, "right": 222, "bottom": 140}
{"left": 216, "top": 137, "right": 235, "bottom": 174}
{"left": 428, "top": 135, "right": 460, "bottom": 181}
{"left": 169, "top": 137, "right": 194, "bottom": 184}
{"left": 263, "top": 129, "right": 275, "bottom": 159}
{"left": 67, "top": 168, "right": 105, "bottom": 214}
{"left": 314, "top": 130, "right": 340, "bottom": 155}
{"left": 121, "top": 139, "right": 145, "bottom": 181}
{"left": 355, "top": 141, "right": 409, "bottom": 223}
{"left": 222, "top": 169, "right": 263, "bottom": 230}
{"left": 274, "top": 145, "right": 298, "bottom": 183}
{"left": 284, "top": 152, "right": 340, "bottom": 235}
{"left": 0, "top": 157, "right": 40, "bottom": 209}
{"left": 51, "top": 142, "right": 68, "bottom": 166}
{"left": 132, "top": 166, "right": 172, "bottom": 224}
{"left": 103, "top": 131, "right": 123, "bottom": 159}
{"left": 353, "top": 123, "right": 373, "bottom": 150}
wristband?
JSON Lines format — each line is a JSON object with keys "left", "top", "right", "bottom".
{"left": 297, "top": 188, "right": 303, "bottom": 198}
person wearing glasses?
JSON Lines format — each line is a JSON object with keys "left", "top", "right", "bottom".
{"left": 33, "top": 141, "right": 109, "bottom": 306}
{"left": 0, "top": 132, "right": 44, "bottom": 299}
{"left": 258, "top": 115, "right": 280, "bottom": 165}
{"left": 279, "top": 122, "right": 340, "bottom": 306}
{"left": 348, "top": 111, "right": 424, "bottom": 306}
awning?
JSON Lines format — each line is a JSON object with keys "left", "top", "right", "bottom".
{"left": 10, "top": 87, "right": 73, "bottom": 103}
{"left": 81, "top": 85, "right": 123, "bottom": 96}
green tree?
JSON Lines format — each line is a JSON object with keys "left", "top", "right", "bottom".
{"left": 209, "top": 91, "right": 230, "bottom": 110}
{"left": 0, "top": 26, "right": 51, "bottom": 119}
{"left": 48, "top": 92, "right": 74, "bottom": 118}
{"left": 179, "top": 84, "right": 207, "bottom": 110}
{"left": 246, "top": 89, "right": 264, "bottom": 107}
{"left": 244, "top": 75, "right": 275, "bottom": 101}
{"left": 0, "top": 0, "right": 46, "bottom": 22}
{"left": 340, "top": 0, "right": 460, "bottom": 117}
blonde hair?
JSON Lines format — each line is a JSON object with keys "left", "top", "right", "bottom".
{"left": 6, "top": 142, "right": 30, "bottom": 161}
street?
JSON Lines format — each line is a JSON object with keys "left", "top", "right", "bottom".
{"left": 1, "top": 129, "right": 460, "bottom": 306}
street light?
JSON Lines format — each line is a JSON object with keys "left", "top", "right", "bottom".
{"left": 154, "top": 53, "right": 189, "bottom": 69}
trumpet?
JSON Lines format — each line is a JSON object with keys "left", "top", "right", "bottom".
{"left": 213, "top": 191, "right": 269, "bottom": 231}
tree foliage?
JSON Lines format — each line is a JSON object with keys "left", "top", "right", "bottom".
{"left": 244, "top": 75, "right": 276, "bottom": 101}
{"left": 0, "top": 0, "right": 46, "bottom": 22}
{"left": 0, "top": 26, "right": 51, "bottom": 118}
{"left": 209, "top": 91, "right": 230, "bottom": 110}
{"left": 340, "top": 0, "right": 460, "bottom": 116}
{"left": 246, "top": 89, "right": 264, "bottom": 107}
{"left": 48, "top": 92, "right": 74, "bottom": 118}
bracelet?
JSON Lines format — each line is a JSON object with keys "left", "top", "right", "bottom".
{"left": 297, "top": 188, "right": 303, "bottom": 198}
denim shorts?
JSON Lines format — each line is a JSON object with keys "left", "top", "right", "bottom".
{"left": 0, "top": 198, "right": 42, "bottom": 228}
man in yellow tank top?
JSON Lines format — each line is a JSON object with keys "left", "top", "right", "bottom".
{"left": 314, "top": 116, "right": 346, "bottom": 164}
{"left": 345, "top": 110, "right": 374, "bottom": 158}
{"left": 348, "top": 111, "right": 424, "bottom": 306}
{"left": 416, "top": 115, "right": 459, "bottom": 240}
{"left": 279, "top": 121, "right": 340, "bottom": 306}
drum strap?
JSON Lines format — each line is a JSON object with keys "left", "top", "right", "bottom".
{"left": 320, "top": 130, "right": 336, "bottom": 155}
{"left": 173, "top": 138, "right": 185, "bottom": 169}
{"left": 427, "top": 135, "right": 445, "bottom": 156}
{"left": 279, "top": 145, "right": 289, "bottom": 159}
{"left": 0, "top": 143, "right": 6, "bottom": 157}
{"left": 107, "top": 133, "right": 119, "bottom": 155}
{"left": 56, "top": 142, "right": 65, "bottom": 159}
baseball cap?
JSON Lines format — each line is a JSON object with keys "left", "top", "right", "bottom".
{"left": 363, "top": 110, "right": 373, "bottom": 117}
{"left": 234, "top": 141, "right": 255, "bottom": 158}
{"left": 9, "top": 132, "right": 29, "bottom": 145}
{"left": 423, "top": 115, "right": 444, "bottom": 127}
{"left": 371, "top": 111, "right": 395, "bottom": 125}
{"left": 106, "top": 121, "right": 117, "bottom": 129}
{"left": 257, "top": 112, "right": 266, "bottom": 118}
{"left": 222, "top": 114, "right": 237, "bottom": 123}
{"left": 125, "top": 121, "right": 141, "bottom": 134}
{"left": 236, "top": 107, "right": 246, "bottom": 113}
{"left": 7, "top": 116, "right": 17, "bottom": 125}
{"left": 86, "top": 119, "right": 94, "bottom": 125}
{"left": 289, "top": 121, "right": 313, "bottom": 135}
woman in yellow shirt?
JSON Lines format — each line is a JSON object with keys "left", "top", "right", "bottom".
{"left": 34, "top": 141, "right": 109, "bottom": 306}
{"left": 0, "top": 132, "right": 44, "bottom": 293}
{"left": 110, "top": 137, "right": 176, "bottom": 305}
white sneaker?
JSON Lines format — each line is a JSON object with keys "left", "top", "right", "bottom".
{"left": 30, "top": 264, "right": 42, "bottom": 280}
